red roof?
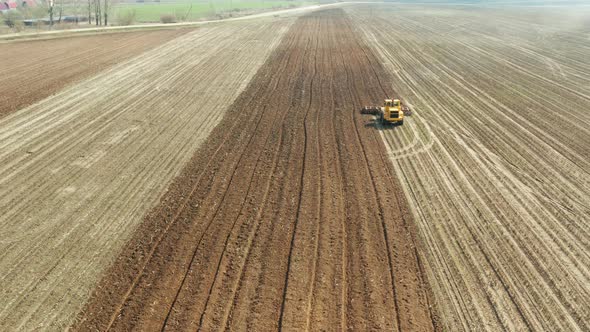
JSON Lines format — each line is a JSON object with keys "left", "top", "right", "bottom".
{"left": 0, "top": 1, "right": 17, "bottom": 9}
{"left": 1, "top": 0, "right": 36, "bottom": 10}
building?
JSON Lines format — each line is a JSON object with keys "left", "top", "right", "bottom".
{"left": 1, "top": 0, "right": 36, "bottom": 12}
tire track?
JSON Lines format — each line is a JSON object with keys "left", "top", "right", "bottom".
{"left": 178, "top": 31, "right": 304, "bottom": 330}
{"left": 349, "top": 3, "right": 590, "bottom": 331}
{"left": 74, "top": 9, "right": 437, "bottom": 331}
{"left": 277, "top": 16, "right": 319, "bottom": 331}
{"left": 339, "top": 19, "right": 436, "bottom": 330}
{"left": 214, "top": 25, "right": 313, "bottom": 331}
{"left": 0, "top": 19, "right": 291, "bottom": 331}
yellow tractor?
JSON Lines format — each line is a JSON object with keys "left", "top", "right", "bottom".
{"left": 361, "top": 98, "right": 411, "bottom": 126}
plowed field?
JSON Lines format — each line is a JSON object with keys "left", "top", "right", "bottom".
{"left": 0, "top": 18, "right": 292, "bottom": 330}
{"left": 73, "top": 9, "right": 437, "bottom": 331}
{"left": 349, "top": 4, "right": 590, "bottom": 331}
{"left": 0, "top": 29, "right": 190, "bottom": 118}
{"left": 4, "top": 3, "right": 585, "bottom": 331}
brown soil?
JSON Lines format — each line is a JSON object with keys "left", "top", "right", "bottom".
{"left": 349, "top": 4, "right": 590, "bottom": 331}
{"left": 0, "top": 19, "right": 290, "bottom": 330}
{"left": 0, "top": 29, "right": 190, "bottom": 118}
{"left": 73, "top": 9, "right": 438, "bottom": 331}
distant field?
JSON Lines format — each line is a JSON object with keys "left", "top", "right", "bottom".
{"left": 114, "top": 0, "right": 318, "bottom": 22}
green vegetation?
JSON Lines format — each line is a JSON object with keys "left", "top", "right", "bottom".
{"left": 113, "top": 0, "right": 318, "bottom": 23}
{"left": 116, "top": 9, "right": 138, "bottom": 25}
{"left": 2, "top": 10, "right": 25, "bottom": 31}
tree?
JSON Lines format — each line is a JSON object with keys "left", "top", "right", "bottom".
{"left": 94, "top": 0, "right": 100, "bottom": 25}
{"left": 102, "top": 0, "right": 108, "bottom": 25}
{"left": 3, "top": 10, "right": 25, "bottom": 31}
{"left": 87, "top": 0, "right": 92, "bottom": 23}
{"left": 47, "top": 0, "right": 54, "bottom": 26}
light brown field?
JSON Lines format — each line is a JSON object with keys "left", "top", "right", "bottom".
{"left": 73, "top": 9, "right": 436, "bottom": 331}
{"left": 0, "top": 29, "right": 191, "bottom": 118}
{"left": 0, "top": 17, "right": 292, "bottom": 330}
{"left": 1, "top": 3, "right": 589, "bottom": 331}
{"left": 349, "top": 4, "right": 590, "bottom": 331}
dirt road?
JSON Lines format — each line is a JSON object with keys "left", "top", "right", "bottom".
{"left": 349, "top": 4, "right": 590, "bottom": 331}
{"left": 74, "top": 9, "right": 437, "bottom": 331}
{"left": 0, "top": 19, "right": 291, "bottom": 330}
{"left": 0, "top": 29, "right": 190, "bottom": 118}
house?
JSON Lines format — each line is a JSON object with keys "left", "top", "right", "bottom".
{"left": 0, "top": 1, "right": 17, "bottom": 11}
{"left": 1, "top": 0, "right": 36, "bottom": 12}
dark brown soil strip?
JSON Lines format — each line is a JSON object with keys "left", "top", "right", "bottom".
{"left": 72, "top": 9, "right": 439, "bottom": 331}
{"left": 0, "top": 28, "right": 191, "bottom": 118}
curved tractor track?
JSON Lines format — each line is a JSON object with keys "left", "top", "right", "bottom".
{"left": 74, "top": 9, "right": 438, "bottom": 331}
{"left": 349, "top": 4, "right": 590, "bottom": 331}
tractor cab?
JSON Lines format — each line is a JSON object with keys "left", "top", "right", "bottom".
{"left": 384, "top": 99, "right": 393, "bottom": 109}
{"left": 384, "top": 99, "right": 401, "bottom": 110}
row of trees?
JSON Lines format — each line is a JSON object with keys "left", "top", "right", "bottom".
{"left": 87, "top": 0, "right": 110, "bottom": 25}
{"left": 44, "top": 0, "right": 112, "bottom": 26}
{"left": 3, "top": 0, "right": 135, "bottom": 31}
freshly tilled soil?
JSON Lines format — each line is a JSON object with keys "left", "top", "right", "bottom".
{"left": 349, "top": 4, "right": 590, "bottom": 331}
{"left": 0, "top": 19, "right": 291, "bottom": 330}
{"left": 74, "top": 9, "right": 438, "bottom": 331}
{"left": 0, "top": 29, "right": 190, "bottom": 118}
